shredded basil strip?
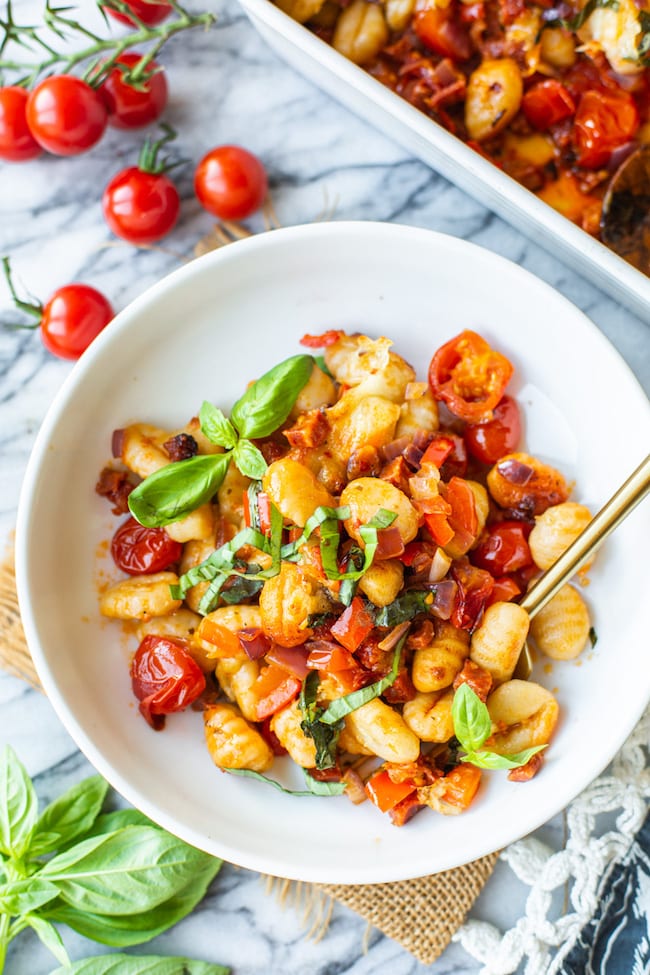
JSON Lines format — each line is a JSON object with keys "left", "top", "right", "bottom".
{"left": 281, "top": 505, "right": 350, "bottom": 559}
{"left": 544, "top": 0, "right": 619, "bottom": 32}
{"left": 319, "top": 631, "right": 407, "bottom": 725}
{"left": 302, "top": 770, "right": 347, "bottom": 796}
{"left": 298, "top": 672, "right": 343, "bottom": 770}
{"left": 374, "top": 589, "right": 435, "bottom": 627}
{"left": 325, "top": 509, "right": 397, "bottom": 582}
{"left": 639, "top": 10, "right": 650, "bottom": 63}
{"left": 225, "top": 767, "right": 345, "bottom": 796}
{"left": 171, "top": 527, "right": 269, "bottom": 599}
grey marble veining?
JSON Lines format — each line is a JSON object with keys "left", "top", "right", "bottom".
{"left": 0, "top": 1, "right": 648, "bottom": 972}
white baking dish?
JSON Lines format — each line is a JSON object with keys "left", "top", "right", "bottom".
{"left": 238, "top": 0, "right": 650, "bottom": 321}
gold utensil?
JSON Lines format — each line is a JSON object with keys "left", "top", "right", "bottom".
{"left": 514, "top": 452, "right": 650, "bottom": 679}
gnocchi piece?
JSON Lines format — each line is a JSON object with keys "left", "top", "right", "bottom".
{"left": 165, "top": 504, "right": 215, "bottom": 543}
{"left": 465, "top": 58, "right": 523, "bottom": 142}
{"left": 194, "top": 605, "right": 262, "bottom": 661}
{"left": 275, "top": 0, "right": 325, "bottom": 22}
{"left": 259, "top": 562, "right": 329, "bottom": 646}
{"left": 118, "top": 423, "right": 170, "bottom": 479}
{"left": 204, "top": 703, "right": 273, "bottom": 772}
{"left": 528, "top": 502, "right": 592, "bottom": 571}
{"left": 338, "top": 721, "right": 375, "bottom": 756}
{"left": 324, "top": 334, "right": 415, "bottom": 403}
{"left": 402, "top": 689, "right": 455, "bottom": 742}
{"left": 486, "top": 680, "right": 559, "bottom": 754}
{"left": 183, "top": 416, "right": 225, "bottom": 455}
{"left": 333, "top": 0, "right": 389, "bottom": 64}
{"left": 487, "top": 452, "right": 569, "bottom": 515}
{"left": 137, "top": 608, "right": 201, "bottom": 642}
{"left": 270, "top": 701, "right": 317, "bottom": 767}
{"left": 412, "top": 623, "right": 470, "bottom": 692}
{"left": 395, "top": 388, "right": 440, "bottom": 438}
{"left": 327, "top": 393, "right": 401, "bottom": 460}
{"left": 290, "top": 362, "right": 337, "bottom": 417}
{"left": 341, "top": 477, "right": 419, "bottom": 546}
{"left": 215, "top": 658, "right": 260, "bottom": 722}
{"left": 470, "top": 602, "right": 530, "bottom": 684}
{"left": 100, "top": 572, "right": 181, "bottom": 620}
{"left": 540, "top": 26, "right": 576, "bottom": 69}
{"left": 179, "top": 537, "right": 216, "bottom": 614}
{"left": 577, "top": 0, "right": 645, "bottom": 75}
{"left": 262, "top": 458, "right": 335, "bottom": 527}
{"left": 358, "top": 559, "right": 404, "bottom": 607}
{"left": 344, "top": 698, "right": 420, "bottom": 763}
{"left": 530, "top": 584, "right": 590, "bottom": 660}
{"left": 383, "top": 0, "right": 415, "bottom": 31}
{"left": 217, "top": 462, "right": 251, "bottom": 527}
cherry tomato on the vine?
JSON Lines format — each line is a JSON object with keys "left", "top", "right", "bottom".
{"left": 111, "top": 516, "right": 182, "bottom": 575}
{"left": 194, "top": 145, "right": 268, "bottom": 220}
{"left": 26, "top": 75, "right": 107, "bottom": 156}
{"left": 131, "top": 635, "right": 206, "bottom": 729}
{"left": 40, "top": 285, "right": 114, "bottom": 359}
{"left": 464, "top": 394, "right": 521, "bottom": 465}
{"left": 100, "top": 53, "right": 168, "bottom": 130}
{"left": 103, "top": 0, "right": 173, "bottom": 27}
{"left": 0, "top": 87, "right": 42, "bottom": 162}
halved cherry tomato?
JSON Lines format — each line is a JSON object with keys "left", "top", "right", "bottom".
{"left": 450, "top": 562, "right": 494, "bottom": 630}
{"left": 330, "top": 597, "right": 375, "bottom": 653}
{"left": 111, "top": 516, "right": 182, "bottom": 575}
{"left": 486, "top": 575, "right": 522, "bottom": 606}
{"left": 300, "top": 329, "right": 345, "bottom": 348}
{"left": 522, "top": 80, "right": 575, "bottom": 131}
{"left": 365, "top": 769, "right": 418, "bottom": 812}
{"left": 0, "top": 87, "right": 41, "bottom": 162}
{"left": 194, "top": 145, "right": 267, "bottom": 220}
{"left": 100, "top": 53, "right": 168, "bottom": 130}
{"left": 413, "top": 6, "right": 472, "bottom": 60}
{"left": 131, "top": 635, "right": 206, "bottom": 729}
{"left": 253, "top": 663, "right": 301, "bottom": 721}
{"left": 429, "top": 330, "right": 514, "bottom": 422}
{"left": 26, "top": 76, "right": 107, "bottom": 156}
{"left": 573, "top": 90, "right": 639, "bottom": 169}
{"left": 104, "top": 0, "right": 172, "bottom": 26}
{"left": 472, "top": 520, "right": 532, "bottom": 575}
{"left": 464, "top": 395, "right": 521, "bottom": 465}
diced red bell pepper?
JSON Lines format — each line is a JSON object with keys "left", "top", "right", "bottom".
{"left": 423, "top": 495, "right": 455, "bottom": 547}
{"left": 330, "top": 596, "right": 375, "bottom": 653}
{"left": 195, "top": 619, "right": 242, "bottom": 658}
{"left": 365, "top": 769, "right": 418, "bottom": 813}
{"left": 420, "top": 436, "right": 454, "bottom": 469}
{"left": 306, "top": 641, "right": 358, "bottom": 672}
{"left": 300, "top": 329, "right": 344, "bottom": 348}
{"left": 253, "top": 663, "right": 301, "bottom": 721}
{"left": 439, "top": 764, "right": 482, "bottom": 811}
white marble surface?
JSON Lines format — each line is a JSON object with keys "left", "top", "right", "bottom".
{"left": 0, "top": 1, "right": 648, "bottom": 972}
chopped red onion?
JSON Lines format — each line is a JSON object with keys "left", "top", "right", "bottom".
{"left": 374, "top": 526, "right": 405, "bottom": 560}
{"left": 497, "top": 458, "right": 534, "bottom": 485}
{"left": 377, "top": 621, "right": 411, "bottom": 652}
{"left": 430, "top": 580, "right": 457, "bottom": 620}
{"left": 238, "top": 628, "right": 271, "bottom": 661}
{"left": 429, "top": 547, "right": 452, "bottom": 583}
{"left": 112, "top": 428, "right": 125, "bottom": 459}
{"left": 342, "top": 768, "right": 367, "bottom": 805}
{"left": 608, "top": 142, "right": 637, "bottom": 172}
{"left": 412, "top": 429, "right": 434, "bottom": 451}
{"left": 266, "top": 644, "right": 311, "bottom": 678}
{"left": 380, "top": 436, "right": 411, "bottom": 462}
{"left": 403, "top": 443, "right": 424, "bottom": 470}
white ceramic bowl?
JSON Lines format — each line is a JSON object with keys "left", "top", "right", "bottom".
{"left": 16, "top": 222, "right": 650, "bottom": 884}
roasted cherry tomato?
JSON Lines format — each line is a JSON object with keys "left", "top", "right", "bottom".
{"left": 194, "top": 145, "right": 267, "bottom": 220}
{"left": 412, "top": 6, "right": 472, "bottom": 60}
{"left": 330, "top": 596, "right": 376, "bottom": 653}
{"left": 471, "top": 520, "right": 533, "bottom": 575}
{"left": 300, "top": 329, "right": 345, "bottom": 348}
{"left": 464, "top": 394, "right": 521, "bottom": 464}
{"left": 429, "top": 330, "right": 514, "bottom": 422}
{"left": 444, "top": 476, "right": 479, "bottom": 554}
{"left": 26, "top": 76, "right": 107, "bottom": 156}
{"left": 111, "top": 516, "right": 182, "bottom": 575}
{"left": 486, "top": 575, "right": 522, "bottom": 606}
{"left": 573, "top": 91, "right": 639, "bottom": 170}
{"left": 0, "top": 87, "right": 42, "bottom": 162}
{"left": 100, "top": 53, "right": 168, "bottom": 129}
{"left": 521, "top": 80, "right": 575, "bottom": 131}
{"left": 252, "top": 664, "right": 301, "bottom": 721}
{"left": 450, "top": 562, "right": 494, "bottom": 630}
{"left": 365, "top": 770, "right": 418, "bottom": 813}
{"left": 131, "top": 635, "right": 206, "bottom": 729}
{"left": 103, "top": 0, "right": 172, "bottom": 26}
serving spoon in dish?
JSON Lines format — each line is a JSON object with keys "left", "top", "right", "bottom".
{"left": 514, "top": 452, "right": 650, "bottom": 679}
{"left": 600, "top": 145, "right": 650, "bottom": 276}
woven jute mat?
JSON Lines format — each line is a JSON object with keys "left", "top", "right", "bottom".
{"left": 0, "top": 551, "right": 498, "bottom": 964}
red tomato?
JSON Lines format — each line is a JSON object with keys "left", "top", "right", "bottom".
{"left": 0, "top": 87, "right": 42, "bottom": 162}
{"left": 464, "top": 394, "right": 521, "bottom": 465}
{"left": 300, "top": 330, "right": 345, "bottom": 348}
{"left": 252, "top": 664, "right": 302, "bottom": 721}
{"left": 412, "top": 7, "right": 472, "bottom": 60}
{"left": 103, "top": 167, "right": 180, "bottom": 244}
{"left": 40, "top": 285, "right": 113, "bottom": 359}
{"left": 429, "top": 331, "right": 514, "bottom": 423}
{"left": 194, "top": 145, "right": 268, "bottom": 220}
{"left": 487, "top": 576, "right": 522, "bottom": 606}
{"left": 450, "top": 562, "right": 494, "bottom": 630}
{"left": 103, "top": 0, "right": 172, "bottom": 26}
{"left": 472, "top": 521, "right": 532, "bottom": 575}
{"left": 522, "top": 80, "right": 575, "bottom": 131}
{"left": 100, "top": 53, "right": 168, "bottom": 130}
{"left": 26, "top": 76, "right": 107, "bottom": 156}
{"left": 573, "top": 91, "right": 639, "bottom": 169}
{"left": 330, "top": 597, "right": 376, "bottom": 653}
{"left": 420, "top": 436, "right": 454, "bottom": 469}
{"left": 111, "top": 516, "right": 182, "bottom": 575}
{"left": 131, "top": 635, "right": 206, "bottom": 729}
{"left": 444, "top": 477, "right": 479, "bottom": 554}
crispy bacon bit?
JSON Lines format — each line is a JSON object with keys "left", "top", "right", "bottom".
{"left": 258, "top": 437, "right": 287, "bottom": 464}
{"left": 407, "top": 619, "right": 435, "bottom": 650}
{"left": 309, "top": 765, "right": 342, "bottom": 782}
{"left": 453, "top": 659, "right": 493, "bottom": 702}
{"left": 383, "top": 668, "right": 417, "bottom": 704}
{"left": 111, "top": 428, "right": 125, "bottom": 459}
{"left": 380, "top": 456, "right": 411, "bottom": 494}
{"left": 385, "top": 756, "right": 442, "bottom": 787}
{"left": 508, "top": 751, "right": 545, "bottom": 782}
{"left": 95, "top": 467, "right": 135, "bottom": 515}
{"left": 163, "top": 433, "right": 199, "bottom": 461}
{"left": 342, "top": 767, "right": 367, "bottom": 804}
{"left": 284, "top": 409, "right": 330, "bottom": 449}
{"left": 346, "top": 444, "right": 381, "bottom": 480}
{"left": 389, "top": 792, "right": 426, "bottom": 826}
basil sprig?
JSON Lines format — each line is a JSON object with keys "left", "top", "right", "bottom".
{"left": 128, "top": 354, "right": 313, "bottom": 528}
{"left": 225, "top": 767, "right": 345, "bottom": 796}
{"left": 299, "top": 671, "right": 343, "bottom": 770}
{"left": 451, "top": 684, "right": 547, "bottom": 771}
{"left": 0, "top": 747, "right": 223, "bottom": 974}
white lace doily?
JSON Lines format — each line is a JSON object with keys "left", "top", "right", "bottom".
{"left": 454, "top": 703, "right": 650, "bottom": 974}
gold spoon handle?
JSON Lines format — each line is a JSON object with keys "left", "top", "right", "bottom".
{"left": 520, "top": 453, "right": 650, "bottom": 620}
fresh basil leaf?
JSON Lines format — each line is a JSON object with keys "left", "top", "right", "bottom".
{"left": 0, "top": 878, "right": 59, "bottom": 914}
{"left": 0, "top": 745, "right": 38, "bottom": 859}
{"left": 374, "top": 589, "right": 434, "bottom": 627}
{"left": 199, "top": 401, "right": 238, "bottom": 450}
{"left": 319, "top": 631, "right": 407, "bottom": 725}
{"left": 45, "top": 857, "right": 221, "bottom": 948}
{"left": 302, "top": 770, "right": 346, "bottom": 796}
{"left": 128, "top": 453, "right": 231, "bottom": 528}
{"left": 24, "top": 915, "right": 70, "bottom": 967}
{"left": 225, "top": 768, "right": 338, "bottom": 797}
{"left": 298, "top": 672, "right": 342, "bottom": 770}
{"left": 639, "top": 10, "right": 650, "bottom": 63}
{"left": 281, "top": 505, "right": 350, "bottom": 559}
{"left": 40, "top": 826, "right": 215, "bottom": 916}
{"left": 328, "top": 509, "right": 397, "bottom": 582}
{"left": 233, "top": 439, "right": 267, "bottom": 479}
{"left": 461, "top": 745, "right": 547, "bottom": 770}
{"left": 589, "top": 626, "right": 598, "bottom": 648}
{"left": 30, "top": 775, "right": 108, "bottom": 856}
{"left": 171, "top": 526, "right": 270, "bottom": 599}
{"left": 48, "top": 956, "right": 230, "bottom": 975}
{"left": 83, "top": 809, "right": 153, "bottom": 839}
{"left": 545, "top": 0, "right": 619, "bottom": 31}
{"left": 219, "top": 575, "right": 264, "bottom": 604}
{"left": 230, "top": 354, "right": 314, "bottom": 439}
{"left": 451, "top": 684, "right": 492, "bottom": 754}
{"left": 314, "top": 355, "right": 333, "bottom": 379}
